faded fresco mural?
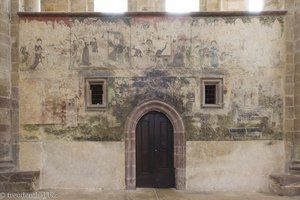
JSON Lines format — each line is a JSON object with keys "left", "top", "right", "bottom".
{"left": 19, "top": 19, "right": 70, "bottom": 71}
{"left": 19, "top": 15, "right": 285, "bottom": 142}
{"left": 70, "top": 18, "right": 131, "bottom": 69}
{"left": 130, "top": 17, "right": 191, "bottom": 68}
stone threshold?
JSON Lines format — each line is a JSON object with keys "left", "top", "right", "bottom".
{"left": 18, "top": 10, "right": 287, "bottom": 18}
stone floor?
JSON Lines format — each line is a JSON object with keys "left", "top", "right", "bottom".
{"left": 1, "top": 189, "right": 300, "bottom": 200}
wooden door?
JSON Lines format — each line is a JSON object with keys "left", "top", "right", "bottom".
{"left": 136, "top": 111, "right": 175, "bottom": 188}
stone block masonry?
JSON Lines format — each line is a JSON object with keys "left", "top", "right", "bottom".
{"left": 0, "top": 0, "right": 14, "bottom": 172}
{"left": 294, "top": 0, "right": 300, "bottom": 162}
{"left": 0, "top": 171, "right": 40, "bottom": 192}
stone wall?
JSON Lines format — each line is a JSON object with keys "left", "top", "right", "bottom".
{"left": 128, "top": 0, "right": 165, "bottom": 12}
{"left": 41, "top": 0, "right": 69, "bottom": 12}
{"left": 0, "top": 0, "right": 20, "bottom": 174}
{"left": 265, "top": 0, "right": 285, "bottom": 10}
{"left": 294, "top": 0, "right": 300, "bottom": 161}
{"left": 11, "top": 0, "right": 20, "bottom": 171}
{"left": 222, "top": 0, "right": 245, "bottom": 11}
{"left": 284, "top": 0, "right": 300, "bottom": 171}
{"left": 0, "top": 0, "right": 20, "bottom": 173}
{"left": 41, "top": 0, "right": 93, "bottom": 12}
{"left": 0, "top": 0, "right": 14, "bottom": 172}
{"left": 24, "top": 0, "right": 40, "bottom": 12}
{"left": 284, "top": 0, "right": 295, "bottom": 169}
{"left": 17, "top": 12, "right": 286, "bottom": 190}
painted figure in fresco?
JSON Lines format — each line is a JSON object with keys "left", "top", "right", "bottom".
{"left": 145, "top": 39, "right": 155, "bottom": 56}
{"left": 71, "top": 40, "right": 80, "bottom": 66}
{"left": 155, "top": 43, "right": 167, "bottom": 61}
{"left": 81, "top": 40, "right": 91, "bottom": 65}
{"left": 90, "top": 37, "right": 98, "bottom": 53}
{"left": 108, "top": 33, "right": 124, "bottom": 62}
{"left": 124, "top": 47, "right": 131, "bottom": 63}
{"left": 210, "top": 40, "right": 219, "bottom": 67}
{"left": 90, "top": 37, "right": 99, "bottom": 64}
{"left": 172, "top": 52, "right": 184, "bottom": 67}
{"left": 183, "top": 92, "right": 195, "bottom": 116}
{"left": 30, "top": 38, "right": 43, "bottom": 70}
{"left": 201, "top": 47, "right": 210, "bottom": 66}
{"left": 171, "top": 44, "right": 186, "bottom": 67}
{"left": 197, "top": 48, "right": 204, "bottom": 65}
{"left": 132, "top": 46, "right": 142, "bottom": 57}
{"left": 20, "top": 46, "right": 30, "bottom": 65}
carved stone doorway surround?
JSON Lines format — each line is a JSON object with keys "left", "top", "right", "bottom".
{"left": 124, "top": 100, "right": 186, "bottom": 190}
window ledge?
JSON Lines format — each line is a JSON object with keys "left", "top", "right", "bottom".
{"left": 85, "top": 106, "right": 107, "bottom": 111}
{"left": 201, "top": 104, "right": 223, "bottom": 108}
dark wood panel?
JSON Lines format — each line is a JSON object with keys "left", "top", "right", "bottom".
{"left": 136, "top": 111, "right": 174, "bottom": 188}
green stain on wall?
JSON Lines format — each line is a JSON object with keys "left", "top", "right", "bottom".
{"left": 23, "top": 124, "right": 39, "bottom": 132}
{"left": 21, "top": 124, "right": 40, "bottom": 141}
{"left": 43, "top": 121, "right": 122, "bottom": 142}
{"left": 185, "top": 113, "right": 282, "bottom": 141}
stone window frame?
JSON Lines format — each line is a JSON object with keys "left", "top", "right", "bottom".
{"left": 85, "top": 78, "right": 107, "bottom": 110}
{"left": 201, "top": 78, "right": 223, "bottom": 108}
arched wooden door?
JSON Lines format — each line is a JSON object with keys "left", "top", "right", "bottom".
{"left": 136, "top": 111, "right": 175, "bottom": 188}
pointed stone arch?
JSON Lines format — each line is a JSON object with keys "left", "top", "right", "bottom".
{"left": 124, "top": 100, "right": 186, "bottom": 190}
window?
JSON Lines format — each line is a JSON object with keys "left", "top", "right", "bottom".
{"left": 166, "top": 0, "right": 199, "bottom": 13}
{"left": 94, "top": 0, "right": 127, "bottom": 13}
{"left": 248, "top": 0, "right": 264, "bottom": 12}
{"left": 85, "top": 78, "right": 107, "bottom": 109}
{"left": 201, "top": 78, "right": 223, "bottom": 108}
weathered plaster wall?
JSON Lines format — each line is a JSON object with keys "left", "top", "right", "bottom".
{"left": 18, "top": 14, "right": 285, "bottom": 190}
{"left": 19, "top": 141, "right": 125, "bottom": 189}
{"left": 186, "top": 141, "right": 285, "bottom": 192}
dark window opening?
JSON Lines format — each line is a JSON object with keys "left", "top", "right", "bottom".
{"left": 85, "top": 78, "right": 107, "bottom": 109}
{"left": 201, "top": 78, "right": 223, "bottom": 108}
{"left": 205, "top": 85, "right": 216, "bottom": 104}
{"left": 90, "top": 84, "right": 103, "bottom": 105}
